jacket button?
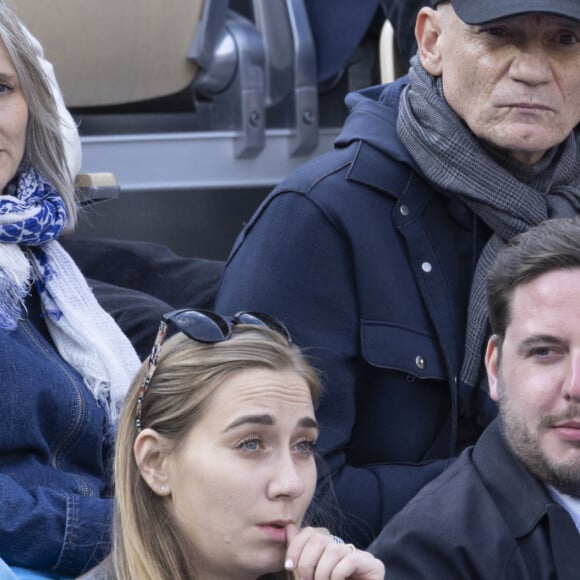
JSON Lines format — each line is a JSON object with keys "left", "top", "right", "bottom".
{"left": 415, "top": 355, "right": 426, "bottom": 370}
{"left": 421, "top": 261, "right": 432, "bottom": 273}
{"left": 400, "top": 204, "right": 409, "bottom": 216}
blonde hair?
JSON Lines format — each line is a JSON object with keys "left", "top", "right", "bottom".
{"left": 113, "top": 325, "right": 321, "bottom": 580}
{"left": 0, "top": 1, "right": 77, "bottom": 227}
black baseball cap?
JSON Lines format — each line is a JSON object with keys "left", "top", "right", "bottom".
{"left": 431, "top": 0, "right": 580, "bottom": 24}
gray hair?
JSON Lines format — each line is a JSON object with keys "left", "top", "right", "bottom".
{"left": 0, "top": 1, "right": 77, "bottom": 228}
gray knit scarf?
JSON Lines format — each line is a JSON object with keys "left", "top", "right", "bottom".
{"left": 397, "top": 56, "right": 580, "bottom": 400}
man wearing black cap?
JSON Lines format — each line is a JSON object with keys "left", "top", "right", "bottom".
{"left": 369, "top": 218, "right": 580, "bottom": 577}
{"left": 215, "top": 0, "right": 580, "bottom": 547}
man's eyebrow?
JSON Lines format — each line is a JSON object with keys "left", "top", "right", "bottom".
{"left": 224, "top": 414, "right": 320, "bottom": 432}
{"left": 517, "top": 334, "right": 566, "bottom": 353}
{"left": 551, "top": 17, "right": 580, "bottom": 28}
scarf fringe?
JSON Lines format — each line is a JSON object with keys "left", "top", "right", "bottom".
{"left": 0, "top": 242, "right": 32, "bottom": 329}
{"left": 0, "top": 167, "right": 140, "bottom": 424}
{"left": 0, "top": 297, "right": 21, "bottom": 330}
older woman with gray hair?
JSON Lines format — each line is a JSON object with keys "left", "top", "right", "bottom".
{"left": 0, "top": 1, "right": 140, "bottom": 577}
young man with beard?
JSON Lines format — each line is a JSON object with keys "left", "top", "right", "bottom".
{"left": 368, "top": 217, "right": 580, "bottom": 578}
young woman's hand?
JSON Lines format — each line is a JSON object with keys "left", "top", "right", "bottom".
{"left": 284, "top": 525, "right": 385, "bottom": 579}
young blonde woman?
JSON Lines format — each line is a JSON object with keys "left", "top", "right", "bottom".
{"left": 81, "top": 309, "right": 385, "bottom": 580}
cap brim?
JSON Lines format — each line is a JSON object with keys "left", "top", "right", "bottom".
{"left": 451, "top": 0, "right": 580, "bottom": 24}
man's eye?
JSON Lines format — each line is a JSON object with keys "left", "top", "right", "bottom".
{"left": 534, "top": 348, "right": 552, "bottom": 356}
{"left": 485, "top": 27, "right": 507, "bottom": 37}
{"left": 557, "top": 32, "right": 578, "bottom": 45}
{"left": 529, "top": 347, "right": 560, "bottom": 359}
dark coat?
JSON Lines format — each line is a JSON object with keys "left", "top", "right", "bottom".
{"left": 305, "top": 0, "right": 380, "bottom": 82}
{"left": 215, "top": 77, "right": 495, "bottom": 546}
{"left": 369, "top": 419, "right": 580, "bottom": 579}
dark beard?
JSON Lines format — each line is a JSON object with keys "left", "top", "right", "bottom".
{"left": 499, "top": 401, "right": 580, "bottom": 497}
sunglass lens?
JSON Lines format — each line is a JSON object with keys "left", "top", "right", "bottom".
{"left": 169, "top": 309, "right": 231, "bottom": 343}
{"left": 235, "top": 311, "right": 292, "bottom": 342}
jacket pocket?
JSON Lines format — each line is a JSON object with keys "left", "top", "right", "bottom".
{"left": 360, "top": 320, "right": 446, "bottom": 381}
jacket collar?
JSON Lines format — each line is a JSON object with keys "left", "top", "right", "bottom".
{"left": 335, "top": 78, "right": 421, "bottom": 198}
{"left": 336, "top": 77, "right": 411, "bottom": 157}
{"left": 475, "top": 419, "right": 580, "bottom": 577}
{"left": 474, "top": 418, "right": 563, "bottom": 537}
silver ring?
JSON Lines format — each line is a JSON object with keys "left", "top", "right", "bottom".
{"left": 330, "top": 535, "right": 345, "bottom": 545}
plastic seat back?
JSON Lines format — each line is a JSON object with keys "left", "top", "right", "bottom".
{"left": 8, "top": 0, "right": 205, "bottom": 106}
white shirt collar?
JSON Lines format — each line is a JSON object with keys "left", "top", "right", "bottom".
{"left": 547, "top": 485, "right": 580, "bottom": 533}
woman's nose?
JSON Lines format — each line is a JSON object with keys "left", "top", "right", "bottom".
{"left": 267, "top": 453, "right": 307, "bottom": 500}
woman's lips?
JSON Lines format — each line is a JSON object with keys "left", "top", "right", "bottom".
{"left": 257, "top": 522, "right": 291, "bottom": 542}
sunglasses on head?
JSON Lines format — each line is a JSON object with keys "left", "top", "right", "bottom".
{"left": 135, "top": 309, "right": 292, "bottom": 431}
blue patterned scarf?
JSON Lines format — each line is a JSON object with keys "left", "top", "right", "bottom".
{"left": 0, "top": 166, "right": 66, "bottom": 328}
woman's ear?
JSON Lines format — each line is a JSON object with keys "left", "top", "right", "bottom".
{"left": 416, "top": 7, "right": 444, "bottom": 77}
{"left": 134, "top": 428, "right": 173, "bottom": 497}
{"left": 485, "top": 335, "right": 501, "bottom": 403}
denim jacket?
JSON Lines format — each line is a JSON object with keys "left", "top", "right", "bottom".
{"left": 0, "top": 287, "right": 113, "bottom": 576}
